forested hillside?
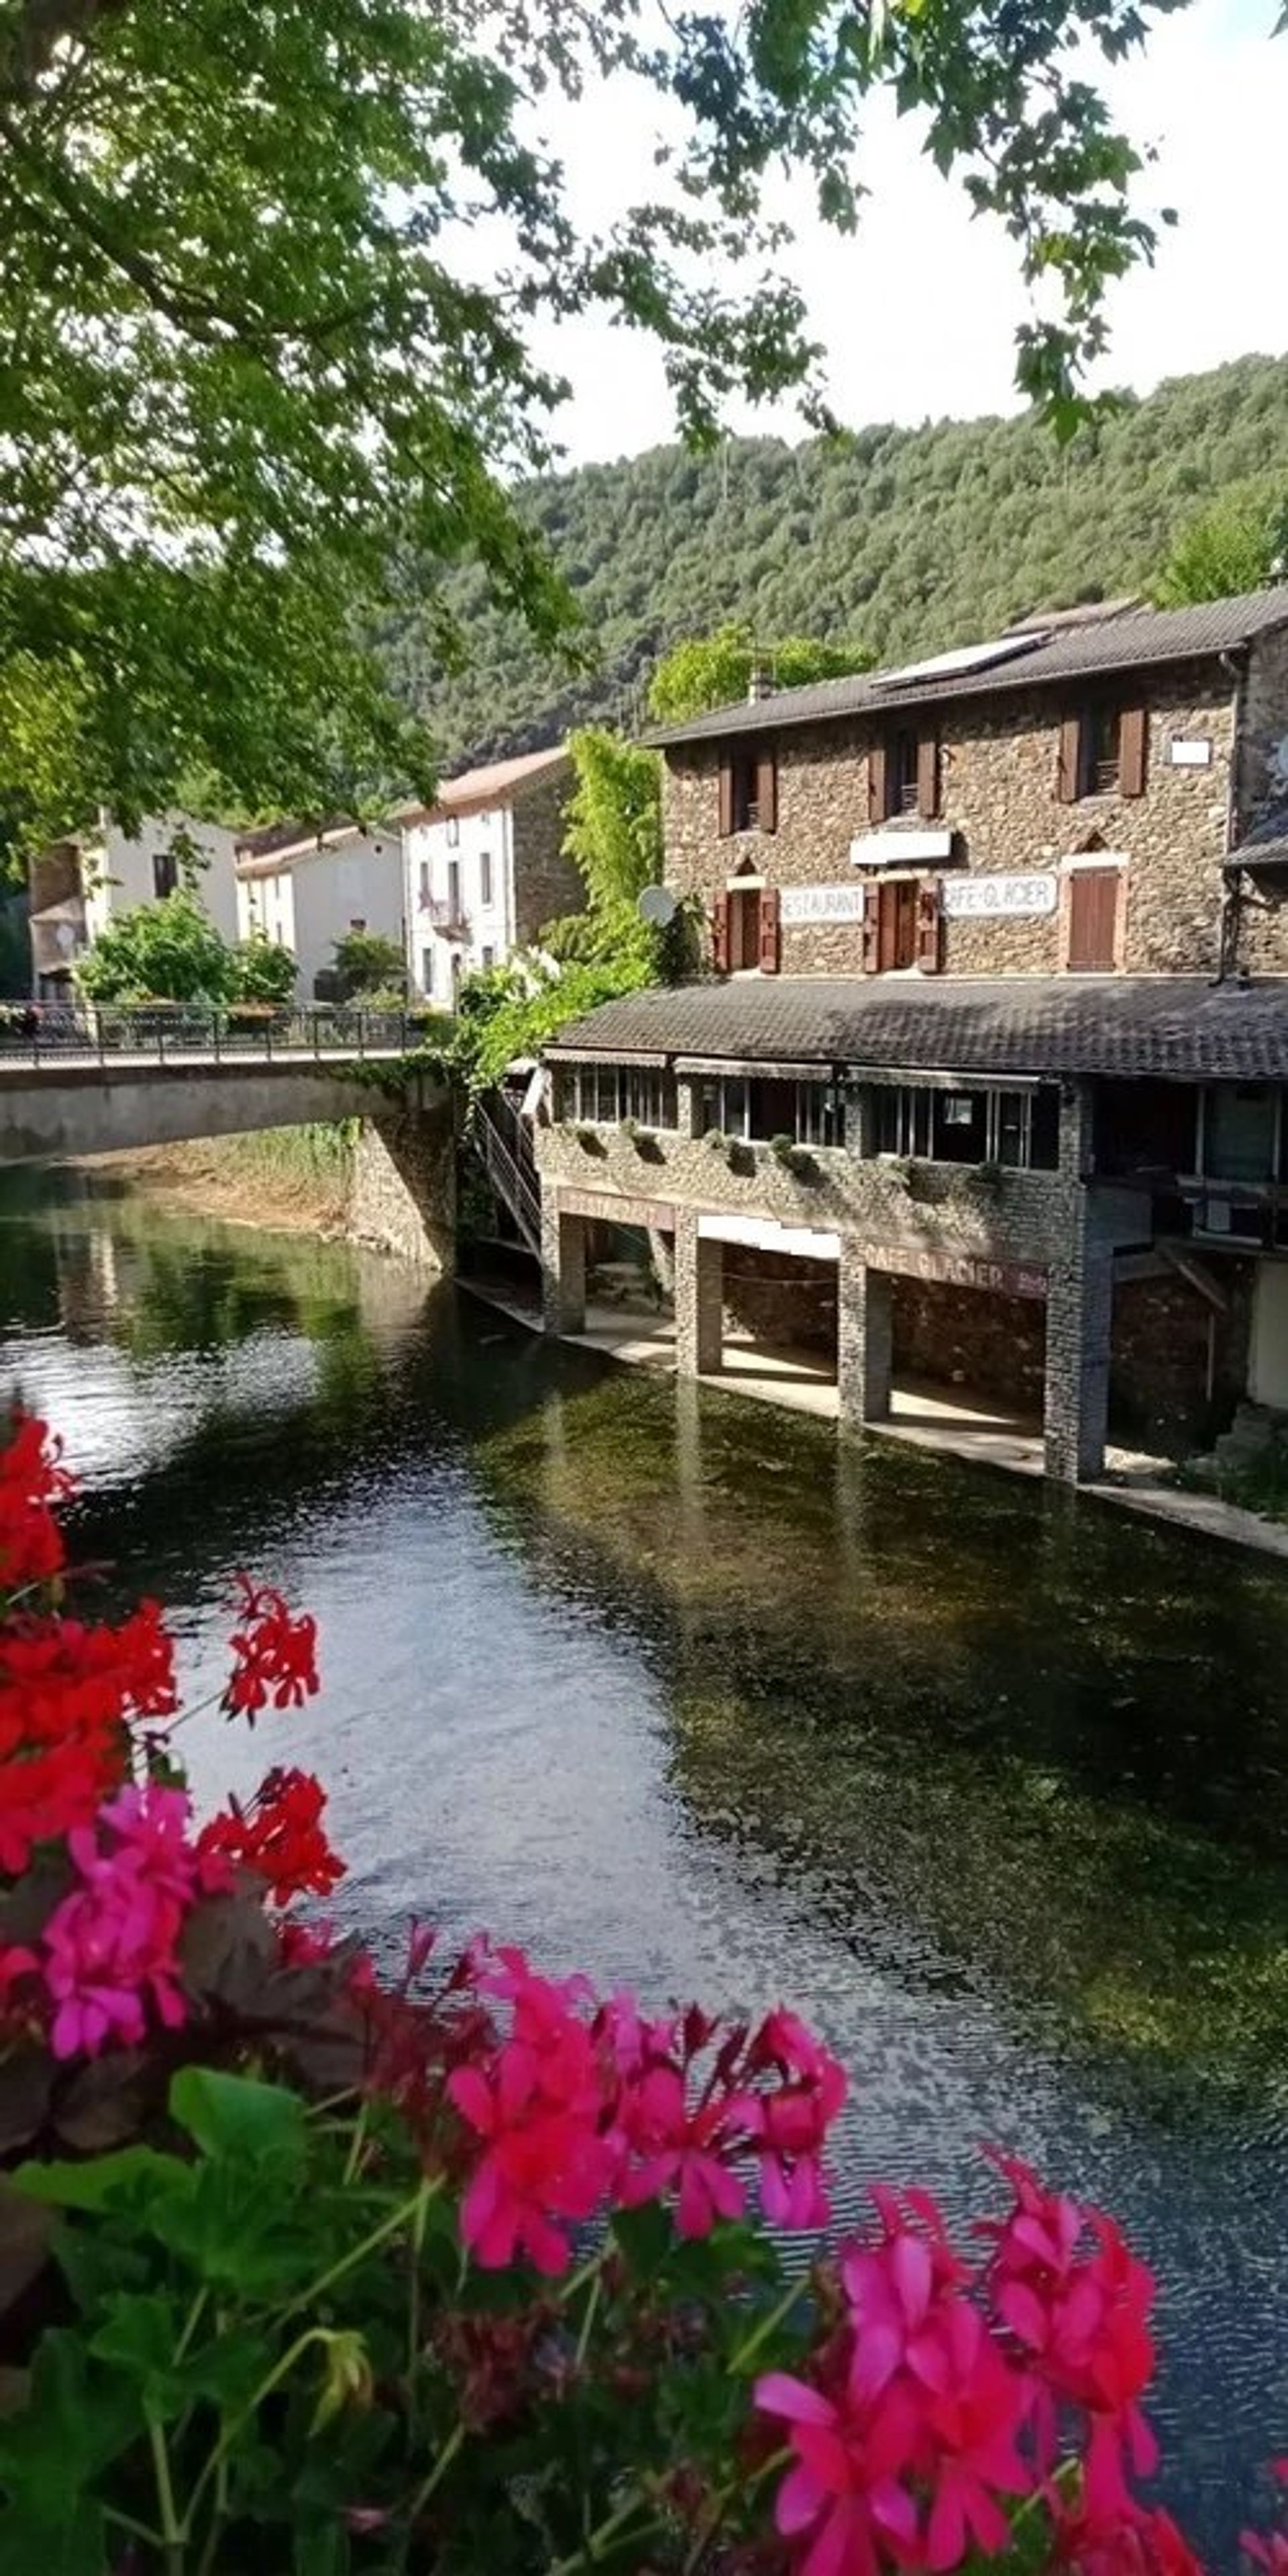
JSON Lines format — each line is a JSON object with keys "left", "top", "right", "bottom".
{"left": 380, "top": 354, "right": 1288, "bottom": 769}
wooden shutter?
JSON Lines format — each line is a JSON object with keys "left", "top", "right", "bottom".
{"left": 1057, "top": 714, "right": 1083, "bottom": 804}
{"left": 712, "top": 890, "right": 731, "bottom": 973}
{"left": 758, "top": 885, "right": 781, "bottom": 974}
{"left": 867, "top": 741, "right": 888, "bottom": 828}
{"left": 1066, "top": 868, "right": 1118, "bottom": 972}
{"left": 718, "top": 750, "right": 734, "bottom": 839}
{"left": 861, "top": 881, "right": 882, "bottom": 973}
{"left": 917, "top": 731, "right": 939, "bottom": 821}
{"left": 915, "top": 879, "right": 943, "bottom": 973}
{"left": 1120, "top": 704, "right": 1147, "bottom": 799}
{"left": 757, "top": 746, "right": 777, "bottom": 835}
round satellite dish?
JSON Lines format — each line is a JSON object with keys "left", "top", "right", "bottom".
{"left": 637, "top": 884, "right": 677, "bottom": 927}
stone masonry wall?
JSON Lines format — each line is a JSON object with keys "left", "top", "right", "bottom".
{"left": 1232, "top": 625, "right": 1288, "bottom": 975}
{"left": 347, "top": 1092, "right": 456, "bottom": 1269}
{"left": 512, "top": 767, "right": 581, "bottom": 945}
{"left": 662, "top": 669, "right": 1240, "bottom": 980}
{"left": 891, "top": 1279, "right": 1047, "bottom": 1407}
{"left": 721, "top": 1245, "right": 838, "bottom": 1351}
{"left": 1109, "top": 1266, "right": 1252, "bottom": 1450}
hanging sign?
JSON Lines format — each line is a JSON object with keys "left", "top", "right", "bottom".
{"left": 780, "top": 883, "right": 867, "bottom": 925}
{"left": 941, "top": 871, "right": 1057, "bottom": 920}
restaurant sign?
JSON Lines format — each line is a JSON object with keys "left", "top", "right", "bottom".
{"left": 780, "top": 883, "right": 867, "bottom": 926}
{"left": 873, "top": 1246, "right": 1048, "bottom": 1299}
{"left": 941, "top": 871, "right": 1057, "bottom": 920}
{"left": 557, "top": 1184, "right": 678, "bottom": 1232}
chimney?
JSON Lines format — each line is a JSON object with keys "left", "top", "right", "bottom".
{"left": 747, "top": 658, "right": 775, "bottom": 704}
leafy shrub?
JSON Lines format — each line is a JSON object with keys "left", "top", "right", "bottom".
{"left": 333, "top": 930, "right": 407, "bottom": 998}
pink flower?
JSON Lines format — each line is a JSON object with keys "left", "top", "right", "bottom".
{"left": 40, "top": 1784, "right": 223, "bottom": 2059}
{"left": 614, "top": 2060, "right": 751, "bottom": 2237}
{"left": 1243, "top": 2462, "right": 1288, "bottom": 2576}
{"left": 745, "top": 2009, "right": 848, "bottom": 2229}
{"left": 756, "top": 2369, "right": 920, "bottom": 2576}
{"left": 914, "top": 2303, "right": 1032, "bottom": 2570}
{"left": 448, "top": 1949, "right": 614, "bottom": 2273}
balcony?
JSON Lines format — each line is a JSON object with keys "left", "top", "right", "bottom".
{"left": 418, "top": 895, "right": 470, "bottom": 936}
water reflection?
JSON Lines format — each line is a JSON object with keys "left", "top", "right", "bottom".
{"left": 0, "top": 1172, "right": 1285, "bottom": 2545}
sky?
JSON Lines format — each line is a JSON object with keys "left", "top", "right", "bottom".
{"left": 525, "top": 0, "right": 1288, "bottom": 468}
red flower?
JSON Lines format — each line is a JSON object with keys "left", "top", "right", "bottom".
{"left": 225, "top": 1574, "right": 319, "bottom": 1721}
{"left": 0, "top": 1413, "right": 74, "bottom": 1591}
{"left": 199, "top": 1766, "right": 345, "bottom": 1905}
{"left": 0, "top": 1601, "right": 177, "bottom": 1873}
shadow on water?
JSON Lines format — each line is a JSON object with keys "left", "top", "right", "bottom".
{"left": 1, "top": 1169, "right": 1286, "bottom": 2544}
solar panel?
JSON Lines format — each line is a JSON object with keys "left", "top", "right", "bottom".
{"left": 868, "top": 635, "right": 1042, "bottom": 690}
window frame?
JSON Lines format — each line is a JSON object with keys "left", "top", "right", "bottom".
{"left": 873, "top": 1083, "right": 1059, "bottom": 1171}
{"left": 480, "top": 849, "right": 494, "bottom": 908}
{"left": 152, "top": 849, "right": 179, "bottom": 900}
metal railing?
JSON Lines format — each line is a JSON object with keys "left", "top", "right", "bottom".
{"left": 474, "top": 1088, "right": 542, "bottom": 1252}
{"left": 0, "top": 1002, "right": 421, "bottom": 1069}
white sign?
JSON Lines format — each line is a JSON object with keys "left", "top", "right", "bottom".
{"left": 849, "top": 828, "right": 955, "bottom": 869}
{"left": 780, "top": 883, "right": 867, "bottom": 926}
{"left": 698, "top": 1214, "right": 841, "bottom": 1260}
{"left": 942, "top": 871, "right": 1057, "bottom": 920}
{"left": 1169, "top": 736, "right": 1214, "bottom": 769}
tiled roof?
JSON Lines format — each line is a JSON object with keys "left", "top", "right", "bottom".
{"left": 397, "top": 745, "right": 570, "bottom": 824}
{"left": 235, "top": 815, "right": 358, "bottom": 865}
{"left": 1234, "top": 805, "right": 1288, "bottom": 871}
{"left": 644, "top": 587, "right": 1288, "bottom": 747}
{"left": 545, "top": 975, "right": 1288, "bottom": 1082}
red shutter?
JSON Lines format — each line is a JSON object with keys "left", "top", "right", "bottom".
{"left": 718, "top": 751, "right": 734, "bottom": 839}
{"left": 758, "top": 885, "right": 781, "bottom": 973}
{"left": 1066, "top": 869, "right": 1119, "bottom": 972}
{"left": 757, "top": 746, "right": 777, "bottom": 835}
{"left": 1057, "top": 714, "right": 1083, "bottom": 804}
{"left": 915, "top": 879, "right": 943, "bottom": 973}
{"left": 1120, "top": 704, "right": 1147, "bottom": 798}
{"left": 861, "top": 881, "right": 882, "bottom": 973}
{"left": 867, "top": 742, "right": 888, "bottom": 828}
{"left": 712, "top": 890, "right": 731, "bottom": 973}
{"left": 917, "top": 732, "right": 939, "bottom": 821}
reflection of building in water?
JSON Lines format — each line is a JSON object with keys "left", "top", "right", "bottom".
{"left": 48, "top": 1214, "right": 121, "bottom": 1345}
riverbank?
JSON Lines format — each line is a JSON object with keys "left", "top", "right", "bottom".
{"left": 68, "top": 1128, "right": 354, "bottom": 1238}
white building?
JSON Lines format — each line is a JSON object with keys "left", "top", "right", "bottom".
{"left": 399, "top": 747, "right": 578, "bottom": 1006}
{"left": 234, "top": 817, "right": 405, "bottom": 1000}
{"left": 87, "top": 814, "right": 241, "bottom": 945}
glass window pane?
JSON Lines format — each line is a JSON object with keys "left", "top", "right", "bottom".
{"left": 996, "top": 1093, "right": 1029, "bottom": 1167}
{"left": 1206, "top": 1084, "right": 1276, "bottom": 1181}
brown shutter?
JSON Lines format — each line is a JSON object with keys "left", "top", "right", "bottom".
{"left": 757, "top": 745, "right": 777, "bottom": 835}
{"left": 1067, "top": 868, "right": 1118, "bottom": 972}
{"left": 915, "top": 879, "right": 943, "bottom": 973}
{"left": 917, "top": 731, "right": 939, "bottom": 820}
{"left": 867, "top": 741, "right": 888, "bottom": 828}
{"left": 718, "top": 750, "right": 734, "bottom": 839}
{"left": 1057, "top": 714, "right": 1083, "bottom": 804}
{"left": 861, "top": 881, "right": 882, "bottom": 974}
{"left": 1120, "top": 704, "right": 1147, "bottom": 798}
{"left": 758, "top": 885, "right": 781, "bottom": 973}
{"left": 712, "top": 890, "right": 731, "bottom": 973}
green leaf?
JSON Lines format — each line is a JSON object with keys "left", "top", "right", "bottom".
{"left": 88, "top": 2294, "right": 184, "bottom": 2411}
{"left": 168, "top": 2067, "right": 308, "bottom": 2162}
{"left": 0, "top": 2495, "right": 106, "bottom": 2574}
{"left": 13, "top": 2146, "right": 184, "bottom": 2213}
{"left": 610, "top": 2199, "right": 673, "bottom": 2273}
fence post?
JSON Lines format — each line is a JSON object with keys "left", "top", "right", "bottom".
{"left": 266, "top": 1014, "right": 273, "bottom": 1065}
{"left": 358, "top": 1011, "right": 366, "bottom": 1061}
{"left": 96, "top": 1005, "right": 105, "bottom": 1071}
{"left": 157, "top": 1016, "right": 166, "bottom": 1068}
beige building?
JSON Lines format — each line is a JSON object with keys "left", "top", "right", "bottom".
{"left": 536, "top": 588, "right": 1288, "bottom": 1481}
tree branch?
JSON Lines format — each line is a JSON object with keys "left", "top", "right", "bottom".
{"left": 0, "top": 0, "right": 129, "bottom": 113}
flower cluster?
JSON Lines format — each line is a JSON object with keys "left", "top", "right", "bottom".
{"left": 756, "top": 2162, "right": 1187, "bottom": 2576}
{"left": 199, "top": 1765, "right": 345, "bottom": 1905}
{"left": 446, "top": 1949, "right": 849, "bottom": 2275}
{"left": 225, "top": 1574, "right": 319, "bottom": 1720}
{"left": 0, "top": 1412, "right": 73, "bottom": 1589}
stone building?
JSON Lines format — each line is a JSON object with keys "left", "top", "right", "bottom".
{"left": 398, "top": 747, "right": 579, "bottom": 1008}
{"left": 534, "top": 587, "right": 1288, "bottom": 1481}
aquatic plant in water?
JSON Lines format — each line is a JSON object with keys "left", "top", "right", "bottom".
{"left": 0, "top": 1413, "right": 1279, "bottom": 2571}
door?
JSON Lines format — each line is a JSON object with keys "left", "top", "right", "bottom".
{"left": 1065, "top": 868, "right": 1120, "bottom": 972}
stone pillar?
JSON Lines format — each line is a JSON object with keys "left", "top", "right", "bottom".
{"left": 1043, "top": 1078, "right": 1112, "bottom": 1485}
{"left": 674, "top": 1211, "right": 723, "bottom": 1377}
{"left": 837, "top": 1251, "right": 893, "bottom": 1430}
{"left": 347, "top": 1095, "right": 456, "bottom": 1269}
{"left": 541, "top": 1191, "right": 586, "bottom": 1336}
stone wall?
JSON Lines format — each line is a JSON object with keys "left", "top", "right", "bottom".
{"left": 661, "top": 668, "right": 1242, "bottom": 980}
{"left": 346, "top": 1093, "right": 456, "bottom": 1269}
{"left": 1109, "top": 1265, "right": 1253, "bottom": 1450}
{"left": 891, "top": 1279, "right": 1046, "bottom": 1407}
{"left": 1232, "top": 625, "right": 1288, "bottom": 975}
{"left": 512, "top": 767, "right": 582, "bottom": 945}
{"left": 721, "top": 1244, "right": 838, "bottom": 1351}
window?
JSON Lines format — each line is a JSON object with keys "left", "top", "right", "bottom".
{"left": 480, "top": 849, "right": 493, "bottom": 907}
{"left": 445, "top": 816, "right": 460, "bottom": 847}
{"left": 421, "top": 947, "right": 434, "bottom": 996}
{"left": 1059, "top": 705, "right": 1147, "bottom": 802}
{"left": 566, "top": 1065, "right": 678, "bottom": 1130}
{"left": 481, "top": 943, "right": 495, "bottom": 971}
{"left": 447, "top": 859, "right": 462, "bottom": 922}
{"left": 418, "top": 859, "right": 431, "bottom": 908}
{"left": 1202, "top": 1084, "right": 1278, "bottom": 1183}
{"left": 714, "top": 883, "right": 780, "bottom": 974}
{"left": 152, "top": 849, "right": 178, "bottom": 898}
{"left": 718, "top": 742, "right": 777, "bottom": 837}
{"left": 861, "top": 877, "right": 942, "bottom": 973}
{"left": 698, "top": 1076, "right": 840, "bottom": 1148}
{"left": 874, "top": 1084, "right": 1059, "bottom": 1171}
{"left": 1064, "top": 867, "right": 1122, "bottom": 973}
{"left": 869, "top": 729, "right": 938, "bottom": 824}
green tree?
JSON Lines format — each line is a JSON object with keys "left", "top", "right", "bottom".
{"left": 333, "top": 929, "right": 407, "bottom": 998}
{"left": 1, "top": 0, "right": 1203, "bottom": 849}
{"left": 1155, "top": 482, "right": 1288, "bottom": 606}
{"left": 648, "top": 624, "right": 874, "bottom": 724}
{"left": 76, "top": 893, "right": 238, "bottom": 1004}
{"left": 233, "top": 934, "right": 297, "bottom": 1006}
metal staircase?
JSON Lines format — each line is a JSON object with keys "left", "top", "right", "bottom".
{"left": 471, "top": 1087, "right": 542, "bottom": 1254}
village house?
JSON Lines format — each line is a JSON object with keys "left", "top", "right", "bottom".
{"left": 535, "top": 586, "right": 1288, "bottom": 1481}
{"left": 28, "top": 813, "right": 241, "bottom": 996}
{"left": 234, "top": 816, "right": 405, "bottom": 999}
{"left": 399, "top": 746, "right": 578, "bottom": 1008}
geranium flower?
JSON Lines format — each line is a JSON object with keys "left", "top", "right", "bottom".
{"left": 755, "top": 2368, "right": 921, "bottom": 2576}
{"left": 0, "top": 1413, "right": 73, "bottom": 1590}
{"left": 199, "top": 1767, "right": 345, "bottom": 1904}
{"left": 225, "top": 1573, "right": 319, "bottom": 1720}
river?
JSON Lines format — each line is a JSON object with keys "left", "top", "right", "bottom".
{"left": 1, "top": 1168, "right": 1286, "bottom": 2549}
